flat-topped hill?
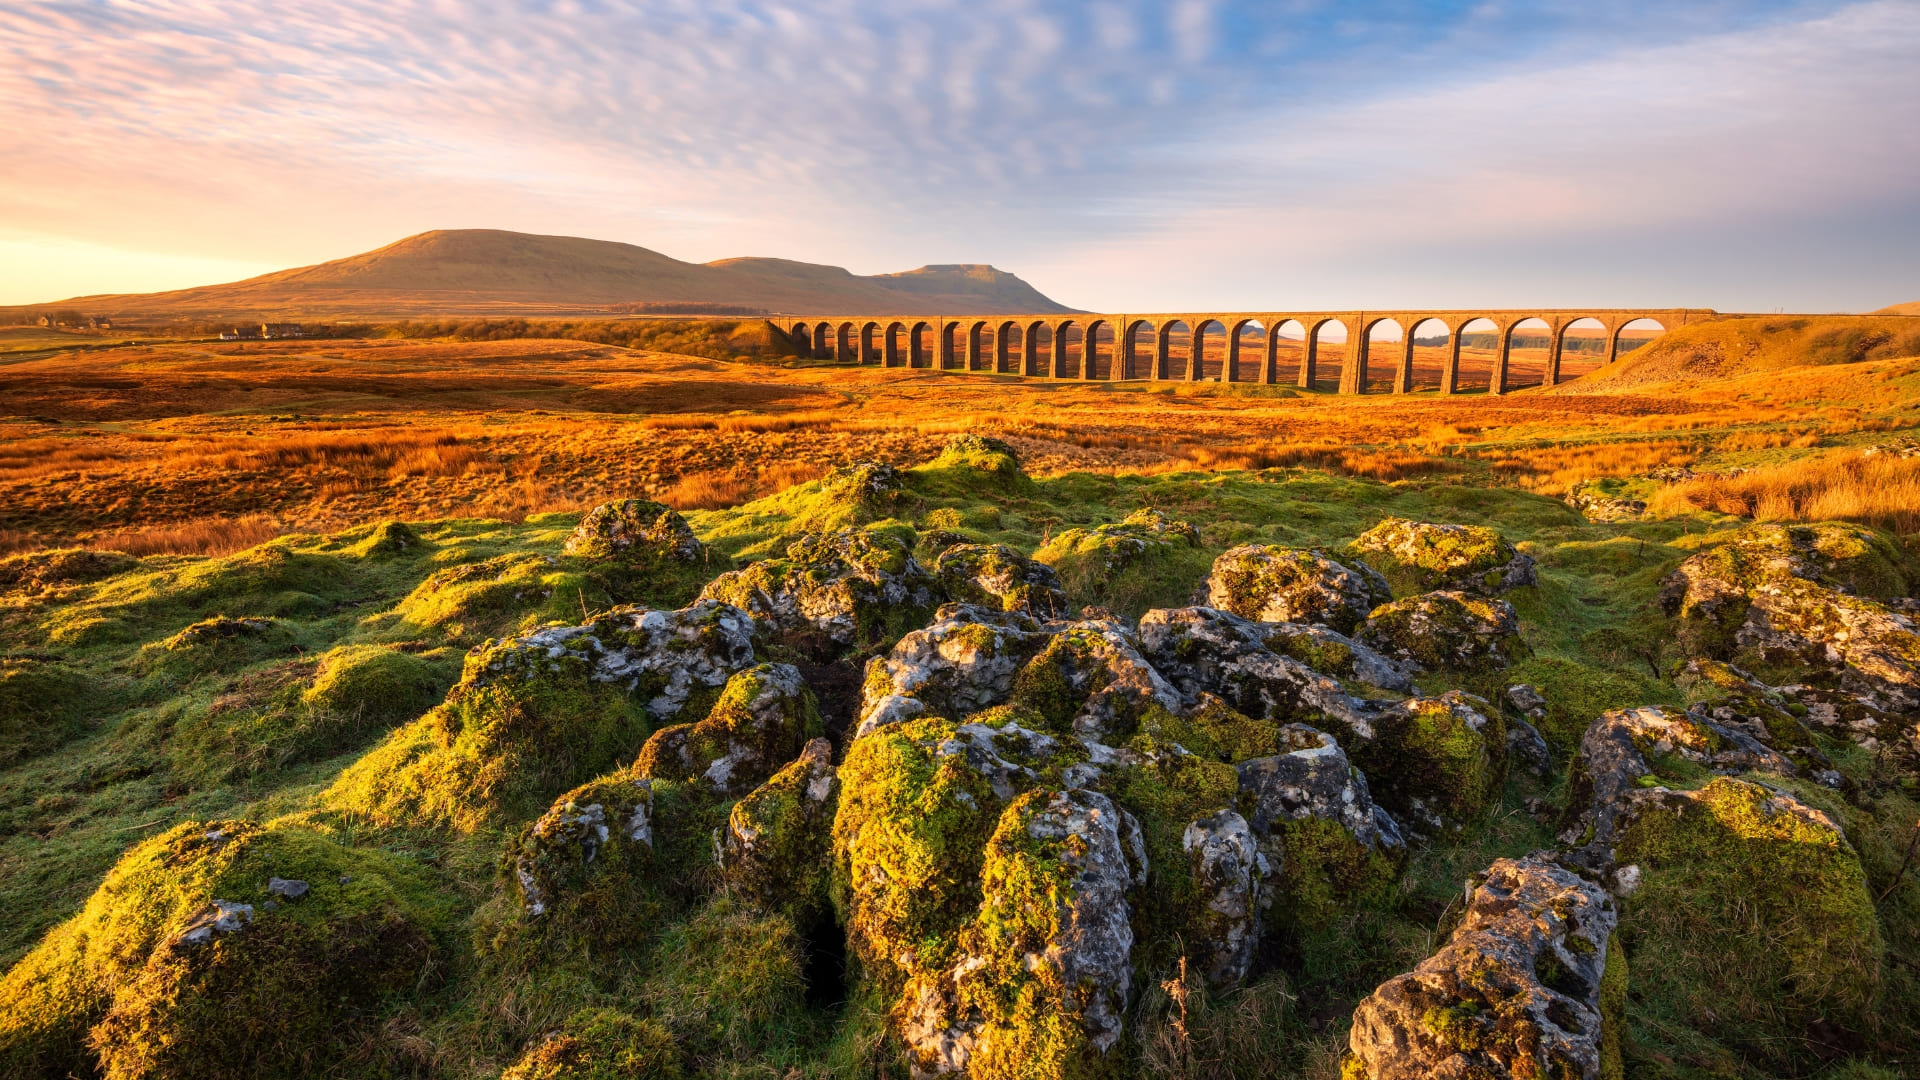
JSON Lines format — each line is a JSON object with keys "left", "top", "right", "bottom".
{"left": 16, "top": 229, "right": 1080, "bottom": 318}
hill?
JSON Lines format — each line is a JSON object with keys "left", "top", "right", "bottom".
{"left": 1563, "top": 313, "right": 1920, "bottom": 391}
{"left": 1875, "top": 299, "right": 1920, "bottom": 316}
{"left": 13, "top": 229, "right": 1079, "bottom": 319}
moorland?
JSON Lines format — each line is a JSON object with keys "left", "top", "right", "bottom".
{"left": 0, "top": 309, "right": 1917, "bottom": 1080}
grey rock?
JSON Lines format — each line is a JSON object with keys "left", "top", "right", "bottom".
{"left": 266, "top": 877, "right": 309, "bottom": 900}
{"left": 177, "top": 899, "right": 254, "bottom": 946}
{"left": 1199, "top": 544, "right": 1391, "bottom": 635}
{"left": 1137, "top": 606, "right": 1387, "bottom": 736}
{"left": 1507, "top": 716, "right": 1554, "bottom": 777}
{"left": 855, "top": 603, "right": 1049, "bottom": 738}
{"left": 1183, "top": 809, "right": 1264, "bottom": 986}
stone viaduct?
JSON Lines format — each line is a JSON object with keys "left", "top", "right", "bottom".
{"left": 773, "top": 309, "right": 1715, "bottom": 394}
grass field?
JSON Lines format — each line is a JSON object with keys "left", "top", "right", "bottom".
{"left": 0, "top": 317, "right": 1917, "bottom": 1080}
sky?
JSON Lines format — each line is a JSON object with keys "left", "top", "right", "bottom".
{"left": 2, "top": 0, "right": 1918, "bottom": 312}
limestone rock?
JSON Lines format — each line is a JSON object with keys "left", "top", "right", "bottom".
{"left": 512, "top": 776, "right": 654, "bottom": 917}
{"left": 1258, "top": 621, "right": 1418, "bottom": 694}
{"left": 699, "top": 528, "right": 939, "bottom": 653}
{"left": 1347, "top": 517, "right": 1537, "bottom": 595}
{"left": 1359, "top": 590, "right": 1522, "bottom": 672}
{"left": 816, "top": 460, "right": 910, "bottom": 521}
{"left": 1010, "top": 617, "right": 1185, "bottom": 740}
{"left": 1566, "top": 489, "right": 1647, "bottom": 523}
{"left": 933, "top": 543, "right": 1070, "bottom": 619}
{"left": 1350, "top": 691, "right": 1508, "bottom": 837}
{"left": 1678, "top": 659, "right": 1841, "bottom": 786}
{"left": 1558, "top": 705, "right": 1798, "bottom": 849}
{"left": 176, "top": 900, "right": 254, "bottom": 946}
{"left": 563, "top": 498, "right": 707, "bottom": 564}
{"left": 1347, "top": 853, "right": 1618, "bottom": 1080}
{"left": 476, "top": 598, "right": 760, "bottom": 722}
{"left": 1506, "top": 716, "right": 1553, "bottom": 778}
{"left": 1136, "top": 606, "right": 1386, "bottom": 736}
{"left": 904, "top": 788, "right": 1140, "bottom": 1078}
{"left": 722, "top": 738, "right": 839, "bottom": 910}
{"left": 1737, "top": 578, "right": 1920, "bottom": 714}
{"left": 855, "top": 603, "right": 1050, "bottom": 739}
{"left": 1033, "top": 507, "right": 1201, "bottom": 591}
{"left": 1182, "top": 809, "right": 1263, "bottom": 986}
{"left": 1199, "top": 544, "right": 1390, "bottom": 635}
{"left": 635, "top": 662, "right": 817, "bottom": 794}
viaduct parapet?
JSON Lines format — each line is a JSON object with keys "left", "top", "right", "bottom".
{"left": 772, "top": 309, "right": 1714, "bottom": 394}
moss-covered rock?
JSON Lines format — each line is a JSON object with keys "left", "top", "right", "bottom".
{"left": 1610, "top": 778, "right": 1884, "bottom": 1073}
{"left": 1008, "top": 617, "right": 1184, "bottom": 740}
{"left": 1201, "top": 545, "right": 1390, "bottom": 634}
{"left": 1557, "top": 705, "right": 1801, "bottom": 852}
{"left": 1237, "top": 724, "right": 1405, "bottom": 931}
{"left": 565, "top": 499, "right": 706, "bottom": 564}
{"left": 0, "top": 658, "right": 94, "bottom": 767}
{"left": 924, "top": 434, "right": 1028, "bottom": 488}
{"left": 1346, "top": 517, "right": 1536, "bottom": 596}
{"left": 507, "top": 771, "right": 655, "bottom": 924}
{"left": 394, "top": 551, "right": 568, "bottom": 636}
{"left": 343, "top": 519, "right": 424, "bottom": 559}
{"left": 902, "top": 787, "right": 1141, "bottom": 1080}
{"left": 1346, "top": 853, "right": 1619, "bottom": 1080}
{"left": 933, "top": 543, "right": 1070, "bottom": 619}
{"left": 635, "top": 662, "right": 819, "bottom": 795}
{"left": 1738, "top": 578, "right": 1920, "bottom": 714}
{"left": 1034, "top": 508, "right": 1206, "bottom": 616}
{"left": 1358, "top": 590, "right": 1522, "bottom": 673}
{"left": 856, "top": 604, "right": 1050, "bottom": 738}
{"left": 501, "top": 1007, "right": 682, "bottom": 1080}
{"left": 1258, "top": 621, "right": 1417, "bottom": 694}
{"left": 301, "top": 643, "right": 449, "bottom": 727}
{"left": 0, "top": 818, "right": 448, "bottom": 1080}
{"left": 699, "top": 528, "right": 939, "bottom": 656}
{"left": 1677, "top": 658, "right": 1840, "bottom": 785}
{"left": 722, "top": 737, "right": 838, "bottom": 913}
{"left": 1136, "top": 606, "right": 1384, "bottom": 735}
{"left": 795, "top": 461, "right": 911, "bottom": 531}
{"left": 1346, "top": 691, "right": 1507, "bottom": 836}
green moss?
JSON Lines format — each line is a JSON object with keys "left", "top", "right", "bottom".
{"left": 1268, "top": 815, "right": 1401, "bottom": 931}
{"left": 634, "top": 663, "right": 818, "bottom": 792}
{"left": 322, "top": 638, "right": 649, "bottom": 832}
{"left": 302, "top": 643, "right": 450, "bottom": 726}
{"left": 1034, "top": 509, "right": 1210, "bottom": 619}
{"left": 1615, "top": 777, "right": 1883, "bottom": 1074}
{"left": 1348, "top": 695, "right": 1508, "bottom": 833}
{"left": 343, "top": 520, "right": 426, "bottom": 560}
{"left": 1494, "top": 655, "right": 1679, "bottom": 757}
{"left": 1106, "top": 745, "right": 1240, "bottom": 976}
{"left": 1132, "top": 699, "right": 1279, "bottom": 764}
{"left": 1347, "top": 517, "right": 1517, "bottom": 595}
{"left": 0, "top": 817, "right": 450, "bottom": 1080}
{"left": 832, "top": 718, "right": 1002, "bottom": 989}
{"left": 0, "top": 548, "right": 141, "bottom": 592}
{"left": 0, "top": 659, "right": 94, "bottom": 767}
{"left": 637, "top": 897, "right": 815, "bottom": 1066}
{"left": 393, "top": 552, "right": 580, "bottom": 639}
{"left": 134, "top": 616, "right": 297, "bottom": 681}
{"left": 501, "top": 1007, "right": 682, "bottom": 1080}
{"left": 1600, "top": 933, "right": 1627, "bottom": 1080}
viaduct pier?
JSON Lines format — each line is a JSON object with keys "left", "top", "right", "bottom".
{"left": 774, "top": 308, "right": 1713, "bottom": 395}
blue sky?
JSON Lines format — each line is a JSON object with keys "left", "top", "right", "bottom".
{"left": 2, "top": 0, "right": 1917, "bottom": 311}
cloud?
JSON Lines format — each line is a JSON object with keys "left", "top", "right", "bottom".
{"left": 0, "top": 0, "right": 1910, "bottom": 309}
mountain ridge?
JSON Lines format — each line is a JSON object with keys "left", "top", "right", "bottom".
{"left": 17, "top": 229, "right": 1081, "bottom": 318}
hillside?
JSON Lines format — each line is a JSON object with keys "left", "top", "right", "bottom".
{"left": 1876, "top": 299, "right": 1920, "bottom": 316}
{"left": 1563, "top": 312, "right": 1920, "bottom": 390}
{"left": 14, "top": 229, "right": 1079, "bottom": 319}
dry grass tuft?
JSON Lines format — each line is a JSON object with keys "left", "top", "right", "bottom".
{"left": 90, "top": 514, "right": 284, "bottom": 557}
{"left": 1650, "top": 451, "right": 1920, "bottom": 534}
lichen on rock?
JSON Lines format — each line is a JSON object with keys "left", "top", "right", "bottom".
{"left": 564, "top": 498, "right": 708, "bottom": 564}
{"left": 1346, "top": 691, "right": 1507, "bottom": 837}
{"left": 1137, "top": 606, "right": 1385, "bottom": 736}
{"left": 1359, "top": 590, "right": 1523, "bottom": 673}
{"left": 1008, "top": 615, "right": 1185, "bottom": 740}
{"left": 699, "top": 527, "right": 939, "bottom": 655}
{"left": 1346, "top": 853, "right": 1619, "bottom": 1080}
{"left": 934, "top": 543, "right": 1070, "bottom": 620}
{"left": 635, "top": 661, "right": 819, "bottom": 795}
{"left": 856, "top": 603, "right": 1050, "bottom": 738}
{"left": 1200, "top": 544, "right": 1390, "bottom": 634}
{"left": 721, "top": 738, "right": 839, "bottom": 912}
{"left": 508, "top": 772, "right": 655, "bottom": 921}
{"left": 1346, "top": 517, "right": 1537, "bottom": 596}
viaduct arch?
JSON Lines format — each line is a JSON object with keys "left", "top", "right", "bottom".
{"left": 778, "top": 309, "right": 1713, "bottom": 394}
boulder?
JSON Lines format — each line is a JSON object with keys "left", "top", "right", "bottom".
{"left": 1009, "top": 617, "right": 1186, "bottom": 740}
{"left": 1236, "top": 724, "right": 1404, "bottom": 928}
{"left": 1033, "top": 508, "right": 1202, "bottom": 598}
{"left": 1606, "top": 777, "right": 1883, "bottom": 1072}
{"left": 510, "top": 774, "right": 655, "bottom": 918}
{"left": 1181, "top": 810, "right": 1264, "bottom": 986}
{"left": 1258, "top": 621, "right": 1417, "bottom": 694}
{"left": 721, "top": 738, "right": 839, "bottom": 911}
{"left": 699, "top": 528, "right": 940, "bottom": 654}
{"left": 901, "top": 788, "right": 1140, "bottom": 1079}
{"left": 855, "top": 604, "right": 1049, "bottom": 738}
{"left": 1346, "top": 853, "right": 1619, "bottom": 1080}
{"left": 1359, "top": 590, "right": 1523, "bottom": 673}
{"left": 1136, "top": 606, "right": 1386, "bottom": 736}
{"left": 1736, "top": 578, "right": 1920, "bottom": 714}
{"left": 563, "top": 498, "right": 707, "bottom": 564}
{"left": 924, "top": 434, "right": 1030, "bottom": 489}
{"left": 1501, "top": 685, "right": 1554, "bottom": 777}
{"left": 1348, "top": 691, "right": 1508, "bottom": 837}
{"left": 799, "top": 461, "right": 912, "bottom": 529}
{"left": 1557, "top": 705, "right": 1798, "bottom": 850}
{"left": 933, "top": 543, "right": 1070, "bottom": 619}
{"left": 635, "top": 662, "right": 819, "bottom": 795}
{"left": 1199, "top": 544, "right": 1390, "bottom": 635}
{"left": 1677, "top": 659, "right": 1840, "bottom": 786}
{"left": 1347, "top": 517, "right": 1537, "bottom": 595}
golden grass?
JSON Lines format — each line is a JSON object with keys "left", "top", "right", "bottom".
{"left": 1649, "top": 451, "right": 1920, "bottom": 534}
{"left": 90, "top": 514, "right": 285, "bottom": 557}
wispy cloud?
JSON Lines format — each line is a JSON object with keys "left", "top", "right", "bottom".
{"left": 0, "top": 0, "right": 1911, "bottom": 308}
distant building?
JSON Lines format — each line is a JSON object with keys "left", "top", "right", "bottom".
{"left": 35, "top": 315, "right": 51, "bottom": 328}
{"left": 261, "top": 323, "right": 306, "bottom": 339}
{"left": 219, "top": 326, "right": 263, "bottom": 341}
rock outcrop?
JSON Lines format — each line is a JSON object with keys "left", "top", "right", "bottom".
{"left": 1347, "top": 518, "right": 1537, "bottom": 595}
{"left": 635, "top": 662, "right": 819, "bottom": 794}
{"left": 722, "top": 738, "right": 839, "bottom": 910}
{"left": 933, "top": 543, "right": 1071, "bottom": 619}
{"left": 1199, "top": 544, "right": 1389, "bottom": 634}
{"left": 856, "top": 604, "right": 1050, "bottom": 737}
{"left": 1360, "top": 590, "right": 1522, "bottom": 672}
{"left": 1347, "top": 853, "right": 1619, "bottom": 1080}
{"left": 564, "top": 498, "right": 708, "bottom": 564}
{"left": 700, "top": 528, "right": 940, "bottom": 654}
{"left": 1137, "top": 606, "right": 1385, "bottom": 735}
